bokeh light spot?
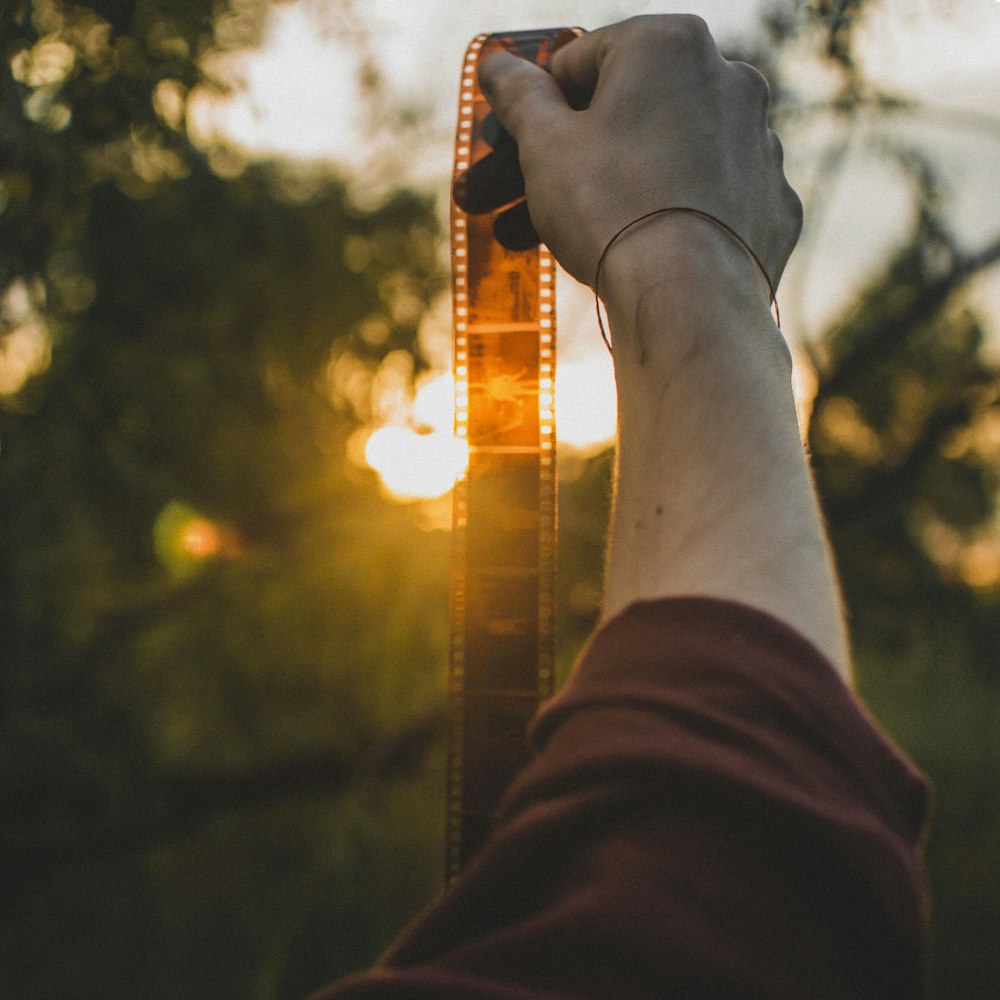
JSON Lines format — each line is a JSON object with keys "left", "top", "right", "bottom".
{"left": 153, "top": 501, "right": 238, "bottom": 578}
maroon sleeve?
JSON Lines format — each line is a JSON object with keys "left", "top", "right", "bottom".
{"left": 312, "top": 598, "right": 929, "bottom": 1000}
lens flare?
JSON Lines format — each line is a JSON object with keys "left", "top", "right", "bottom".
{"left": 178, "top": 516, "right": 223, "bottom": 558}
{"left": 360, "top": 361, "right": 618, "bottom": 503}
{"left": 153, "top": 501, "right": 238, "bottom": 577}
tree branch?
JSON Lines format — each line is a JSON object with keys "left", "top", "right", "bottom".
{"left": 2, "top": 706, "right": 447, "bottom": 871}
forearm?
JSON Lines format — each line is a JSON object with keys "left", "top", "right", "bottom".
{"left": 477, "top": 17, "right": 849, "bottom": 677}
{"left": 600, "top": 217, "right": 851, "bottom": 679}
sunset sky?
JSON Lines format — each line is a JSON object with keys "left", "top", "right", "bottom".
{"left": 195, "top": 0, "right": 1000, "bottom": 332}
{"left": 190, "top": 0, "right": 1000, "bottom": 495}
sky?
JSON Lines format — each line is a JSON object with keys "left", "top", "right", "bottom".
{"left": 193, "top": 0, "right": 1000, "bottom": 333}
{"left": 188, "top": 0, "right": 1000, "bottom": 494}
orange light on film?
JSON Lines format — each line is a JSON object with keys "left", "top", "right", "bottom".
{"left": 360, "top": 361, "right": 619, "bottom": 502}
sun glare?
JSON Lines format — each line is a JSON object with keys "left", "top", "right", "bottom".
{"left": 365, "top": 425, "right": 469, "bottom": 502}
{"left": 360, "top": 359, "right": 617, "bottom": 503}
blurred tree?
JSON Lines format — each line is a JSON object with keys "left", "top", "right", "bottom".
{"left": 732, "top": 5, "right": 1000, "bottom": 997}
{"left": 1, "top": 2, "right": 449, "bottom": 998}
{"left": 807, "top": 210, "right": 1000, "bottom": 1000}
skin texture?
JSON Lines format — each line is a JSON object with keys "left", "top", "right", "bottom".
{"left": 479, "top": 16, "right": 852, "bottom": 680}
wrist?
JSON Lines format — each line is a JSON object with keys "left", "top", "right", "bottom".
{"left": 598, "top": 212, "right": 783, "bottom": 372}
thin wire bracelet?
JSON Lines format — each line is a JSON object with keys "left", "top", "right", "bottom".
{"left": 593, "top": 206, "right": 780, "bottom": 355}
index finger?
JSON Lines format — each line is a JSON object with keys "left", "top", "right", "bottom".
{"left": 478, "top": 49, "right": 568, "bottom": 142}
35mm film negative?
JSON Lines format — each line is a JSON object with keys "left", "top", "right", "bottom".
{"left": 448, "top": 28, "right": 582, "bottom": 878}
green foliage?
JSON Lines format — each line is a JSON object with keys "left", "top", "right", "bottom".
{"left": 803, "top": 216, "right": 1000, "bottom": 1000}
{"left": 739, "top": 10, "right": 1000, "bottom": 988}
{"left": 810, "top": 217, "right": 1000, "bottom": 663}
{"left": 2, "top": 2, "right": 448, "bottom": 997}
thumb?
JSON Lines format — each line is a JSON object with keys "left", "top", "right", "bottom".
{"left": 478, "top": 50, "right": 566, "bottom": 142}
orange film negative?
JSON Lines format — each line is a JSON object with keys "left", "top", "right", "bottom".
{"left": 448, "top": 28, "right": 583, "bottom": 879}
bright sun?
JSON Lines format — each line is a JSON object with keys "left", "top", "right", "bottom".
{"left": 360, "top": 357, "right": 618, "bottom": 503}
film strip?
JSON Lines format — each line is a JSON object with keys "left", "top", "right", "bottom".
{"left": 447, "top": 28, "right": 582, "bottom": 878}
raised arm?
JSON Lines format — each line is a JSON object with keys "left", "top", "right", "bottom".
{"left": 311, "top": 21, "right": 930, "bottom": 1000}
{"left": 479, "top": 15, "right": 851, "bottom": 679}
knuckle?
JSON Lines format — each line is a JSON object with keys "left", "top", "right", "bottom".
{"left": 674, "top": 13, "right": 711, "bottom": 39}
{"left": 733, "top": 61, "right": 771, "bottom": 106}
{"left": 768, "top": 129, "right": 784, "bottom": 165}
{"left": 621, "top": 13, "right": 712, "bottom": 49}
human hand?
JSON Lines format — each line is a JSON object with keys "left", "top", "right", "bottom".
{"left": 477, "top": 15, "right": 802, "bottom": 290}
